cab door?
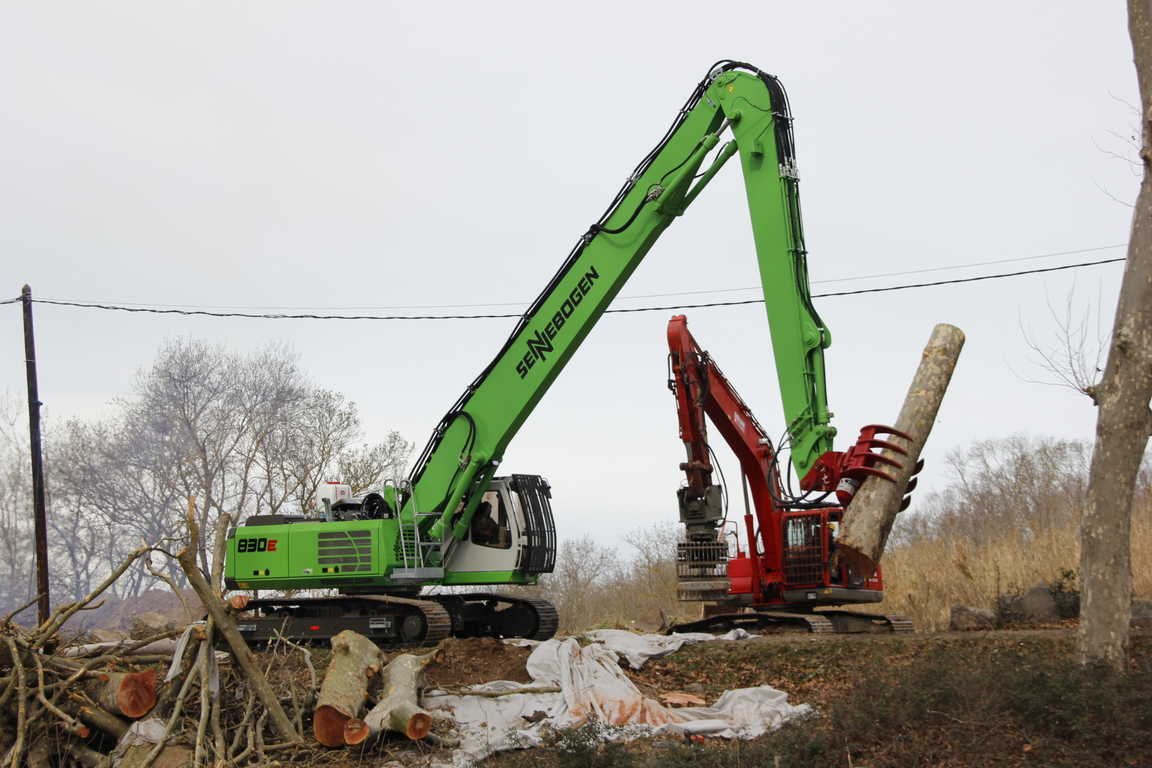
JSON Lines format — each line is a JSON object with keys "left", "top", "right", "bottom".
{"left": 444, "top": 485, "right": 522, "bottom": 576}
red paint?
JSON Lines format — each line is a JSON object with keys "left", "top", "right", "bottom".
{"left": 666, "top": 315, "right": 890, "bottom": 609}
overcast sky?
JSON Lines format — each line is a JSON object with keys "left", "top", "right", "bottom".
{"left": 0, "top": 2, "right": 1139, "bottom": 546}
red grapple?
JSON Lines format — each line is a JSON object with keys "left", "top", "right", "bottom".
{"left": 801, "top": 425, "right": 916, "bottom": 505}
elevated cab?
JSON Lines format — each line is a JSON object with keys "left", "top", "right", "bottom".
{"left": 443, "top": 475, "right": 557, "bottom": 585}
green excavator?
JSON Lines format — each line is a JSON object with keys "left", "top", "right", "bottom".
{"left": 224, "top": 61, "right": 908, "bottom": 645}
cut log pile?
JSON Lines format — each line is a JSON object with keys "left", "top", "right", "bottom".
{"left": 0, "top": 501, "right": 455, "bottom": 767}
{"left": 310, "top": 629, "right": 440, "bottom": 747}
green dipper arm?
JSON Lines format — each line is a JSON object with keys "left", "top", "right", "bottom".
{"left": 413, "top": 62, "right": 835, "bottom": 540}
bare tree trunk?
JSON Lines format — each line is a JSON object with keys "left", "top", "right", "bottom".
{"left": 837, "top": 324, "right": 965, "bottom": 574}
{"left": 1078, "top": 0, "right": 1152, "bottom": 670}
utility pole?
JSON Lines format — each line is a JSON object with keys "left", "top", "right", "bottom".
{"left": 21, "top": 285, "right": 50, "bottom": 626}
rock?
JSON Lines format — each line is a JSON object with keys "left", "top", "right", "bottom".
{"left": 1020, "top": 585, "right": 1058, "bottom": 623}
{"left": 1132, "top": 600, "right": 1152, "bottom": 627}
{"left": 89, "top": 628, "right": 129, "bottom": 643}
{"left": 129, "top": 612, "right": 177, "bottom": 639}
{"left": 949, "top": 605, "right": 995, "bottom": 631}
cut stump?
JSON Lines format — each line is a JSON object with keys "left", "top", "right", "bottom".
{"left": 87, "top": 669, "right": 157, "bottom": 718}
{"left": 313, "top": 630, "right": 384, "bottom": 747}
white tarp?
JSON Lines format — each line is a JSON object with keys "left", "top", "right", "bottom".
{"left": 428, "top": 632, "right": 808, "bottom": 767}
{"left": 581, "top": 628, "right": 752, "bottom": 669}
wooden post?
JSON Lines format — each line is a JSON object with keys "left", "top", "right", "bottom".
{"left": 21, "top": 285, "right": 50, "bottom": 626}
{"left": 836, "top": 323, "right": 965, "bottom": 574}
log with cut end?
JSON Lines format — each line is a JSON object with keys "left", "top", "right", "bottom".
{"left": 343, "top": 649, "right": 437, "bottom": 744}
{"left": 836, "top": 323, "right": 965, "bottom": 574}
{"left": 75, "top": 702, "right": 129, "bottom": 738}
{"left": 312, "top": 630, "right": 384, "bottom": 747}
{"left": 86, "top": 669, "right": 157, "bottom": 719}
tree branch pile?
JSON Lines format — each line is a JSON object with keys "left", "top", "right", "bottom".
{"left": 1, "top": 496, "right": 460, "bottom": 767}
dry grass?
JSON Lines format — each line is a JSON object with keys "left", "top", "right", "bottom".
{"left": 878, "top": 495, "right": 1152, "bottom": 631}
{"left": 538, "top": 438, "right": 1151, "bottom": 634}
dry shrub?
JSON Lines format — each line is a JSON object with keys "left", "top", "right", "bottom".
{"left": 536, "top": 437, "right": 1150, "bottom": 635}
{"left": 882, "top": 436, "right": 1152, "bottom": 631}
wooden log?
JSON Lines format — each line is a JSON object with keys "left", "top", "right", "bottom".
{"left": 76, "top": 703, "right": 129, "bottom": 738}
{"left": 119, "top": 744, "right": 193, "bottom": 768}
{"left": 65, "top": 743, "right": 107, "bottom": 768}
{"left": 86, "top": 669, "right": 157, "bottom": 719}
{"left": 342, "top": 649, "right": 436, "bottom": 744}
{"left": 312, "top": 630, "right": 383, "bottom": 747}
{"left": 836, "top": 323, "right": 965, "bottom": 574}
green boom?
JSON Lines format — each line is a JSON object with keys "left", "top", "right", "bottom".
{"left": 226, "top": 61, "right": 836, "bottom": 591}
{"left": 411, "top": 62, "right": 834, "bottom": 548}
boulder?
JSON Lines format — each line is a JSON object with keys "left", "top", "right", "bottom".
{"left": 1132, "top": 600, "right": 1152, "bottom": 627}
{"left": 949, "top": 605, "right": 995, "bottom": 631}
{"left": 1020, "top": 585, "right": 1058, "bottom": 623}
{"left": 129, "top": 612, "right": 178, "bottom": 639}
{"left": 89, "top": 628, "right": 129, "bottom": 643}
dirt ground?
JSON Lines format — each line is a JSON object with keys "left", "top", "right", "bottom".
{"left": 416, "top": 636, "right": 534, "bottom": 687}
{"left": 485, "top": 626, "right": 1152, "bottom": 768}
{"left": 245, "top": 625, "right": 1152, "bottom": 767}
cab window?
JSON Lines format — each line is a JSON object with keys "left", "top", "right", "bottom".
{"left": 471, "top": 492, "right": 512, "bottom": 549}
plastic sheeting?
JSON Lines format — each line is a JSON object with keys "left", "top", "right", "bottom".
{"left": 581, "top": 628, "right": 752, "bottom": 669}
{"left": 428, "top": 632, "right": 808, "bottom": 767}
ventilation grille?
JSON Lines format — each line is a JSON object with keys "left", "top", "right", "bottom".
{"left": 783, "top": 515, "right": 824, "bottom": 585}
{"left": 316, "top": 529, "right": 373, "bottom": 573}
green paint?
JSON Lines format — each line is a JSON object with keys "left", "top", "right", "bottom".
{"left": 225, "top": 63, "right": 836, "bottom": 595}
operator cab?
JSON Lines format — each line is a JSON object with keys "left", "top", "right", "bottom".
{"left": 448, "top": 475, "right": 557, "bottom": 578}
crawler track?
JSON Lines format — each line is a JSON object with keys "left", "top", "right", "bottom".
{"left": 669, "top": 609, "right": 914, "bottom": 635}
{"left": 233, "top": 592, "right": 557, "bottom": 647}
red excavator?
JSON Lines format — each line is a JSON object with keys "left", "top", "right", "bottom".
{"left": 665, "top": 315, "right": 918, "bottom": 633}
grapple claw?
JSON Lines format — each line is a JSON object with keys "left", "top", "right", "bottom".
{"left": 800, "top": 424, "right": 919, "bottom": 504}
{"left": 864, "top": 439, "right": 910, "bottom": 456}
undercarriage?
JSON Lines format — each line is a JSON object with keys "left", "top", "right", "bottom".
{"left": 669, "top": 607, "right": 914, "bottom": 635}
{"left": 232, "top": 592, "right": 558, "bottom": 647}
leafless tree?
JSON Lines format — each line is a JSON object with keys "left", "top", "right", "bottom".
{"left": 32, "top": 339, "right": 411, "bottom": 601}
{"left": 1075, "top": 0, "right": 1152, "bottom": 669}
{"left": 1021, "top": 288, "right": 1110, "bottom": 399}
{"left": 539, "top": 535, "right": 621, "bottom": 632}
{"left": 0, "top": 395, "right": 34, "bottom": 614}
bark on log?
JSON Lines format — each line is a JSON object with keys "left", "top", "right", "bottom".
{"left": 65, "top": 742, "right": 108, "bottom": 768}
{"left": 343, "top": 649, "right": 436, "bottom": 744}
{"left": 312, "top": 630, "right": 384, "bottom": 747}
{"left": 119, "top": 744, "right": 193, "bottom": 768}
{"left": 86, "top": 669, "right": 157, "bottom": 719}
{"left": 836, "top": 323, "right": 965, "bottom": 574}
{"left": 76, "top": 703, "right": 129, "bottom": 738}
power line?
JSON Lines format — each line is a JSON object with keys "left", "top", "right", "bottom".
{"left": 17, "top": 242, "right": 1128, "bottom": 313}
{"left": 6, "top": 256, "right": 1126, "bottom": 322}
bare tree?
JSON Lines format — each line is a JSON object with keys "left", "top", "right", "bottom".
{"left": 540, "top": 536, "right": 621, "bottom": 632}
{"left": 0, "top": 395, "right": 34, "bottom": 614}
{"left": 1075, "top": 0, "right": 1152, "bottom": 669}
{"left": 42, "top": 339, "right": 411, "bottom": 598}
